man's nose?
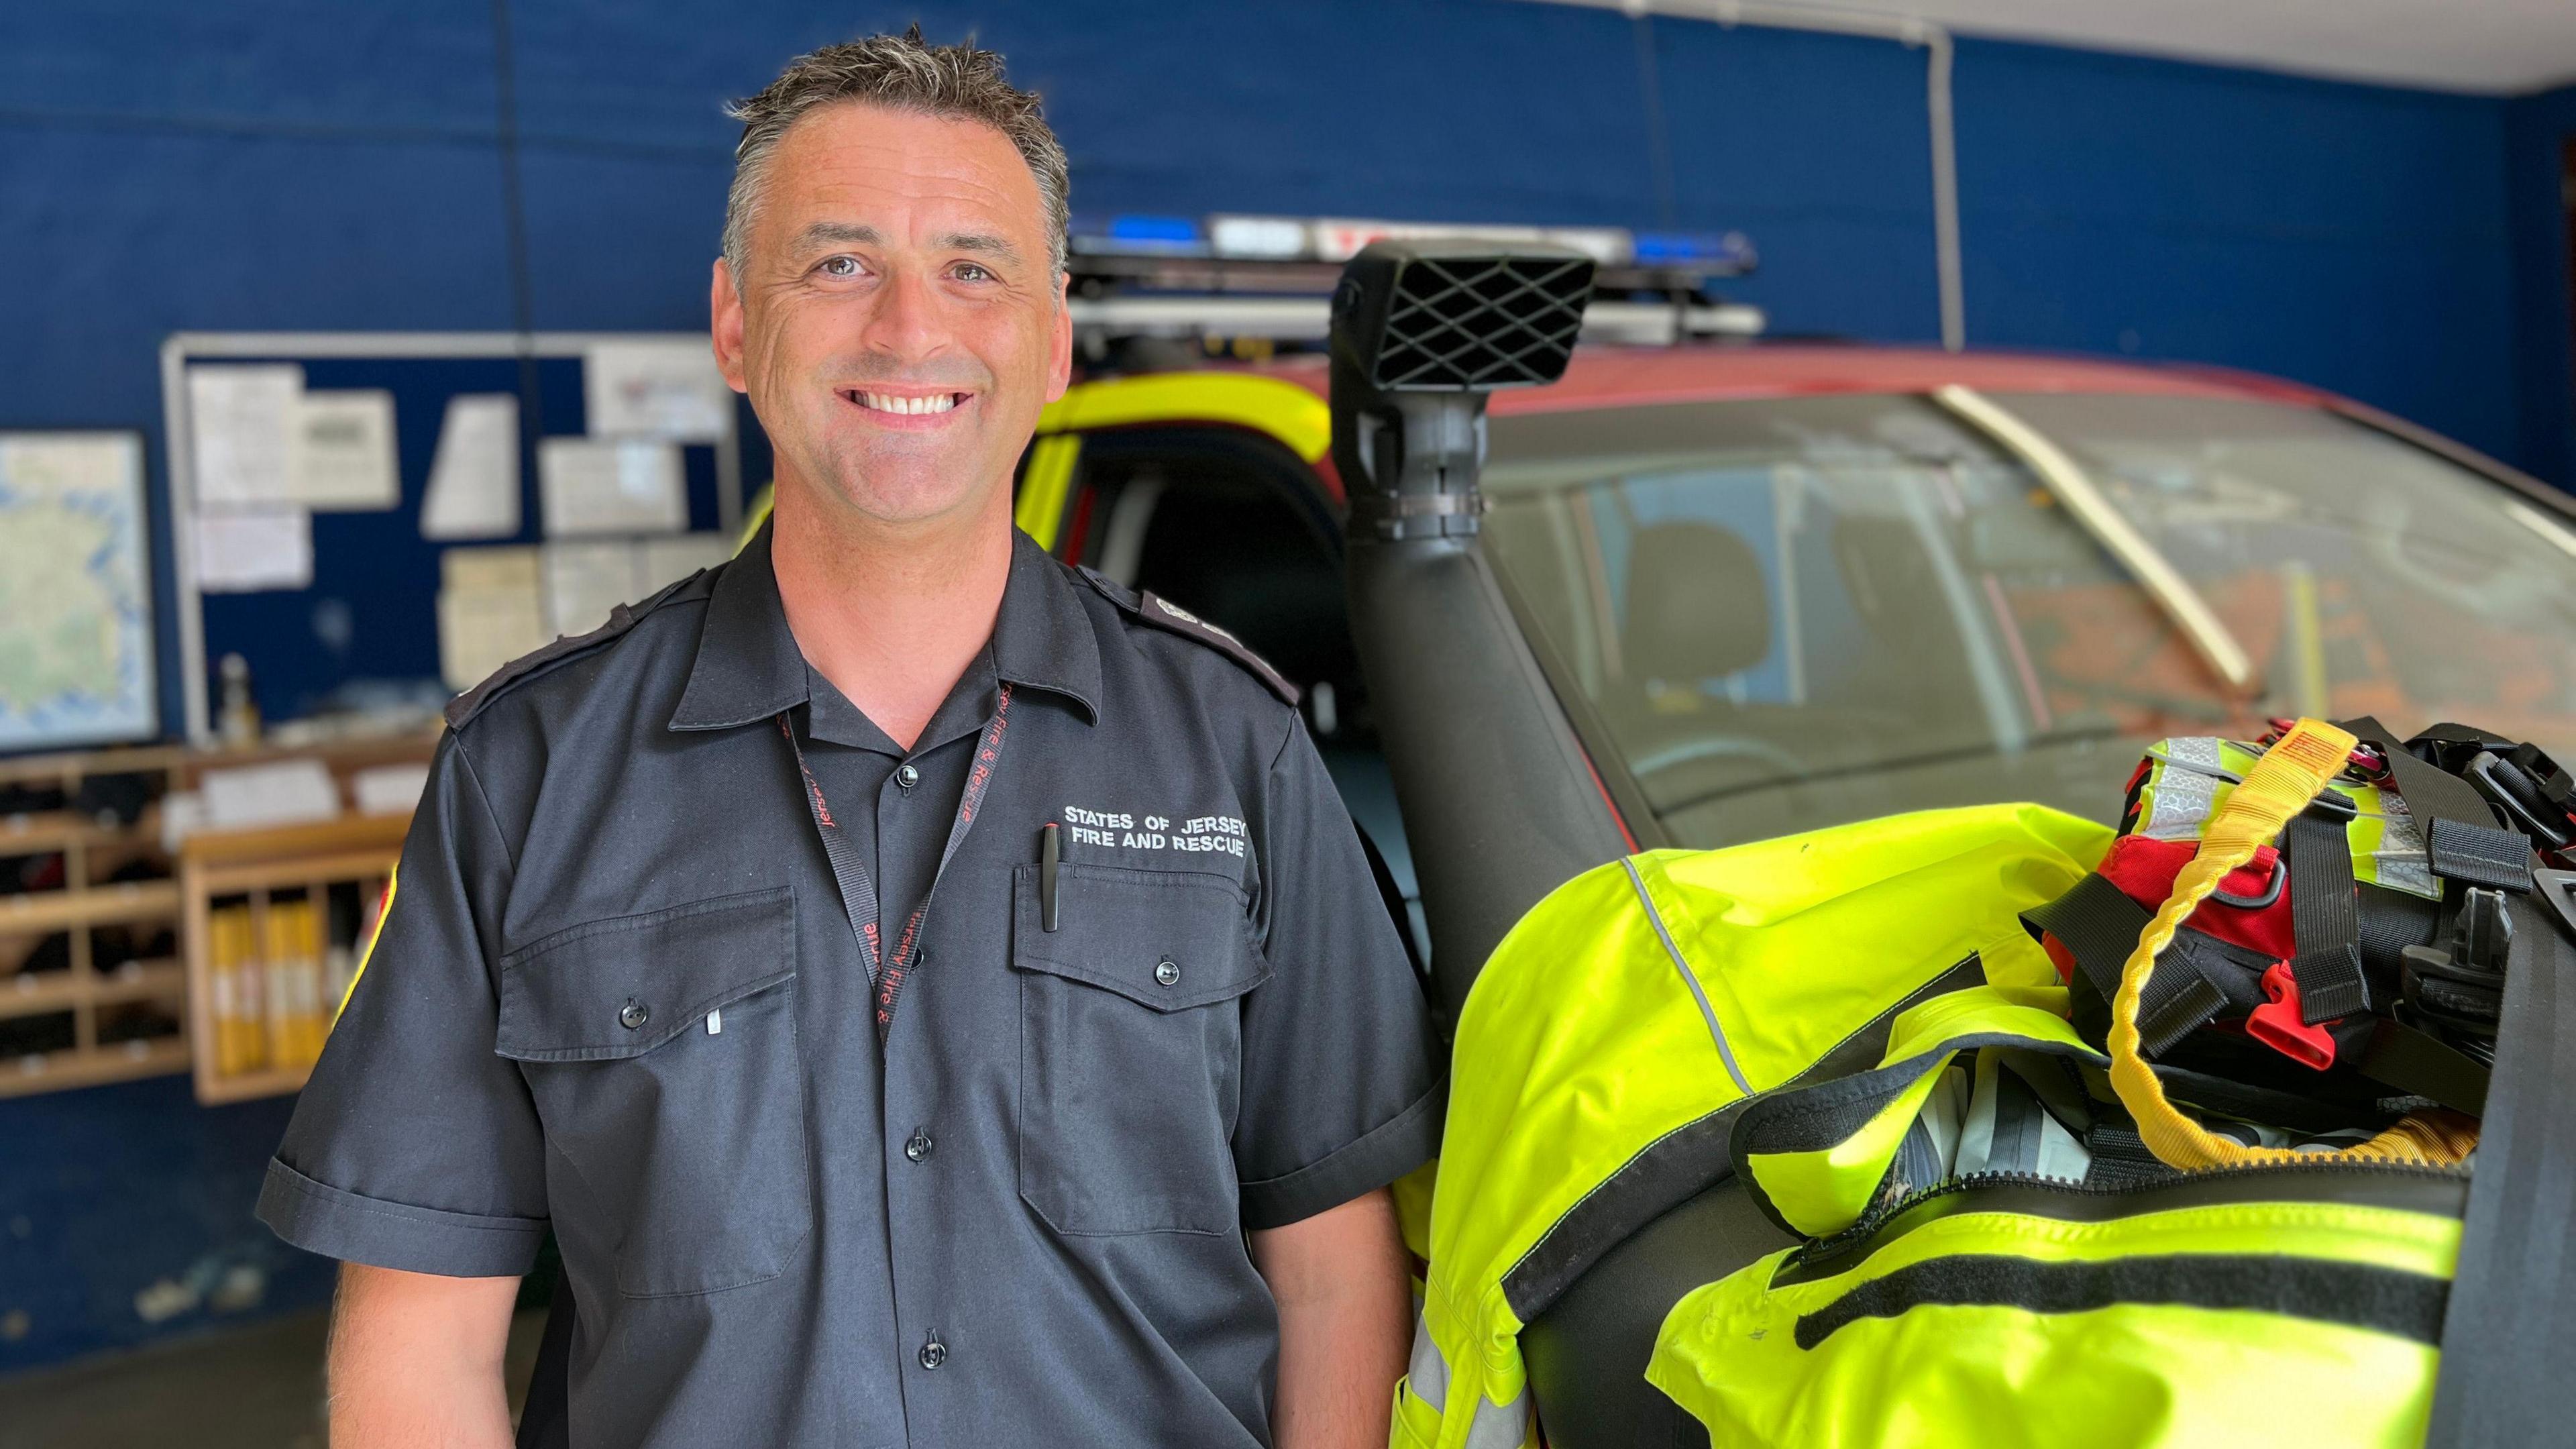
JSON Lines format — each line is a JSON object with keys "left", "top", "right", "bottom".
{"left": 858, "top": 268, "right": 950, "bottom": 368}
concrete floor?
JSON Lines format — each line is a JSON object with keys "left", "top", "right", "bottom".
{"left": 0, "top": 1307, "right": 545, "bottom": 1448}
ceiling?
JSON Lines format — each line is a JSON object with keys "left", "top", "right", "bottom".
{"left": 1625, "top": 0, "right": 2576, "bottom": 95}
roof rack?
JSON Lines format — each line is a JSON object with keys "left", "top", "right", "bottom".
{"left": 1061, "top": 214, "right": 1765, "bottom": 350}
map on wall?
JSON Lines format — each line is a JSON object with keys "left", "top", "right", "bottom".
{"left": 0, "top": 433, "right": 158, "bottom": 751}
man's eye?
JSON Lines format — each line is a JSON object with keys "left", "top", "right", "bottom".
{"left": 820, "top": 256, "right": 860, "bottom": 278}
{"left": 954, "top": 262, "right": 992, "bottom": 282}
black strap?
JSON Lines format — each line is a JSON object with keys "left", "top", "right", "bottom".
{"left": 2425, "top": 871, "right": 2576, "bottom": 1446}
{"left": 2286, "top": 802, "right": 2370, "bottom": 1024}
{"left": 2339, "top": 715, "right": 2528, "bottom": 889}
{"left": 780, "top": 684, "right": 1014, "bottom": 1041}
{"left": 2081, "top": 1120, "right": 2177, "bottom": 1190}
{"left": 2025, "top": 874, "right": 2259, "bottom": 1057}
{"left": 2355, "top": 1018, "right": 2488, "bottom": 1116}
{"left": 2426, "top": 816, "right": 2533, "bottom": 893}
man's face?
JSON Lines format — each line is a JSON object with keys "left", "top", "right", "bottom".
{"left": 713, "top": 103, "right": 1070, "bottom": 529}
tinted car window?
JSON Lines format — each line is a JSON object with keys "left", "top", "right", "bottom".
{"left": 1483, "top": 392, "right": 2576, "bottom": 851}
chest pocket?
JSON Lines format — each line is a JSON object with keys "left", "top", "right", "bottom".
{"left": 1012, "top": 862, "right": 1269, "bottom": 1236}
{"left": 496, "top": 886, "right": 808, "bottom": 1297}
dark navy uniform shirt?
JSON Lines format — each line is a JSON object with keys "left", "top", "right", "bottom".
{"left": 258, "top": 525, "right": 1443, "bottom": 1448}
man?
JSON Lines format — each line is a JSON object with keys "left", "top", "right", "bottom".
{"left": 258, "top": 30, "right": 1441, "bottom": 1448}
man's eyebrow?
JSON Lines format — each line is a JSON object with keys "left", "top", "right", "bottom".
{"left": 936, "top": 231, "right": 1023, "bottom": 267}
{"left": 791, "top": 221, "right": 883, "bottom": 252}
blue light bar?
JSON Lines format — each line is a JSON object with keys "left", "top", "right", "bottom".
{"left": 1631, "top": 230, "right": 1757, "bottom": 270}
{"left": 1107, "top": 214, "right": 1205, "bottom": 249}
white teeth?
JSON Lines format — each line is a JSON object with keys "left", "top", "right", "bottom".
{"left": 857, "top": 391, "right": 959, "bottom": 415}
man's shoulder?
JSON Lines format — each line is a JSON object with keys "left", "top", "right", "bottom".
{"left": 443, "top": 564, "right": 722, "bottom": 735}
{"left": 1071, "top": 565, "right": 1299, "bottom": 710}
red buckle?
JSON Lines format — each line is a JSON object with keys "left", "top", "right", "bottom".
{"left": 2247, "top": 961, "right": 2337, "bottom": 1071}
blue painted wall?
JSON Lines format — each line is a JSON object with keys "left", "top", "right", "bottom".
{"left": 1957, "top": 41, "right": 2522, "bottom": 466}
{"left": 2, "top": 0, "right": 2571, "bottom": 1374}
{"left": 2509, "top": 84, "right": 2576, "bottom": 488}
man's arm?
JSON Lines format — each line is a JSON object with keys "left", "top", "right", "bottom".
{"left": 328, "top": 1263, "right": 521, "bottom": 1448}
{"left": 1250, "top": 1187, "right": 1412, "bottom": 1449}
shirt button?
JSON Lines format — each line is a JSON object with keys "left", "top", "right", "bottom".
{"left": 619, "top": 999, "right": 649, "bottom": 1030}
{"left": 1155, "top": 957, "right": 1181, "bottom": 987}
{"left": 895, "top": 763, "right": 920, "bottom": 790}
{"left": 904, "top": 1129, "right": 934, "bottom": 1163}
{"left": 918, "top": 1335, "right": 947, "bottom": 1371}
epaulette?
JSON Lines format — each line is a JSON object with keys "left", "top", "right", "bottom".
{"left": 444, "top": 570, "right": 711, "bottom": 729}
{"left": 1076, "top": 566, "right": 1299, "bottom": 706}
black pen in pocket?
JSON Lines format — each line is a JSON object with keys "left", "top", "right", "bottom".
{"left": 1040, "top": 820, "right": 1061, "bottom": 931}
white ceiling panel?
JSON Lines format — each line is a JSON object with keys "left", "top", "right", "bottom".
{"left": 1597, "top": 0, "right": 2576, "bottom": 95}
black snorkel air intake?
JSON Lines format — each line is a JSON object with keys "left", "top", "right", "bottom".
{"left": 1331, "top": 243, "right": 1634, "bottom": 1026}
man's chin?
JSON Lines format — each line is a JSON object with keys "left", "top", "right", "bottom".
{"left": 813, "top": 460, "right": 993, "bottom": 531}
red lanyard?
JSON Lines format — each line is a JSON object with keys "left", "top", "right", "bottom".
{"left": 778, "top": 682, "right": 1012, "bottom": 1040}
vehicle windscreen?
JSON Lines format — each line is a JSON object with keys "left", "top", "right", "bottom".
{"left": 1482, "top": 391, "right": 2576, "bottom": 851}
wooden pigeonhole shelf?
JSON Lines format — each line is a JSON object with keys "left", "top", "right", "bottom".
{"left": 1, "top": 733, "right": 437, "bottom": 1101}
{"left": 0, "top": 747, "right": 192, "bottom": 1097}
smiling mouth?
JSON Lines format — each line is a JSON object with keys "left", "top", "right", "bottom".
{"left": 843, "top": 388, "right": 972, "bottom": 417}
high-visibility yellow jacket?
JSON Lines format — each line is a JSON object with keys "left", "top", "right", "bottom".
{"left": 1646, "top": 975, "right": 2464, "bottom": 1448}
{"left": 1394, "top": 804, "right": 2114, "bottom": 1448}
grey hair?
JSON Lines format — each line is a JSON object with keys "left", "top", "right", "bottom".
{"left": 721, "top": 27, "right": 1070, "bottom": 285}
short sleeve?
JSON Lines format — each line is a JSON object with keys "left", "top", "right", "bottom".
{"left": 1234, "top": 714, "right": 1444, "bottom": 1230}
{"left": 255, "top": 733, "right": 549, "bottom": 1277}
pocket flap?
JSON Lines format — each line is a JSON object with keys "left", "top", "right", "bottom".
{"left": 497, "top": 887, "right": 796, "bottom": 1062}
{"left": 1011, "top": 863, "right": 1266, "bottom": 1011}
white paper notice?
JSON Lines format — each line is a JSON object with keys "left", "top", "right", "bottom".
{"left": 188, "top": 364, "right": 303, "bottom": 508}
{"left": 542, "top": 540, "right": 643, "bottom": 635}
{"left": 639, "top": 533, "right": 733, "bottom": 592}
{"left": 440, "top": 545, "right": 542, "bottom": 596}
{"left": 539, "top": 437, "right": 686, "bottom": 537}
{"left": 584, "top": 340, "right": 734, "bottom": 441}
{"left": 421, "top": 394, "right": 521, "bottom": 539}
{"left": 194, "top": 508, "right": 313, "bottom": 592}
{"left": 200, "top": 759, "right": 341, "bottom": 830}
{"left": 435, "top": 545, "right": 547, "bottom": 692}
{"left": 287, "top": 389, "right": 399, "bottom": 510}
{"left": 352, "top": 762, "right": 432, "bottom": 817}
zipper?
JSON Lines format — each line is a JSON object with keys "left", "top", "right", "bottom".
{"left": 1785, "top": 1157, "right": 2471, "bottom": 1283}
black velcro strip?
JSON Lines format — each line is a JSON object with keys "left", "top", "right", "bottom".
{"left": 1792, "top": 1252, "right": 2449, "bottom": 1351}
{"left": 2292, "top": 947, "right": 2371, "bottom": 1023}
{"left": 2080, "top": 1122, "right": 2177, "bottom": 1190}
{"left": 2287, "top": 807, "right": 2370, "bottom": 1024}
{"left": 2426, "top": 817, "right": 2533, "bottom": 893}
{"left": 2138, "top": 971, "right": 2229, "bottom": 1058}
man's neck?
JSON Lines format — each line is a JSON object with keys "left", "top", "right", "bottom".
{"left": 769, "top": 479, "right": 1014, "bottom": 752}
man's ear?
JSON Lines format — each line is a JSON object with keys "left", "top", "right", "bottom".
{"left": 1043, "top": 272, "right": 1073, "bottom": 404}
{"left": 710, "top": 258, "right": 750, "bottom": 394}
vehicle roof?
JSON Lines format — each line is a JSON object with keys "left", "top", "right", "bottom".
{"left": 1246, "top": 344, "right": 2337, "bottom": 415}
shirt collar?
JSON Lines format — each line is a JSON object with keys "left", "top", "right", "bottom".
{"left": 991, "top": 526, "right": 1102, "bottom": 723}
{"left": 669, "top": 521, "right": 1100, "bottom": 733}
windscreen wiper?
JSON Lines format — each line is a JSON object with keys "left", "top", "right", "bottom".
{"left": 1931, "top": 383, "right": 2257, "bottom": 693}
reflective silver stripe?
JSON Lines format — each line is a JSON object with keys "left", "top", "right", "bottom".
{"left": 2143, "top": 745, "right": 2243, "bottom": 785}
{"left": 2375, "top": 791, "right": 2438, "bottom": 898}
{"left": 1463, "top": 1389, "right": 1531, "bottom": 1449}
{"left": 1621, "top": 856, "right": 1750, "bottom": 1095}
{"left": 1407, "top": 1311, "right": 1450, "bottom": 1409}
{"left": 2142, "top": 737, "right": 2224, "bottom": 840}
